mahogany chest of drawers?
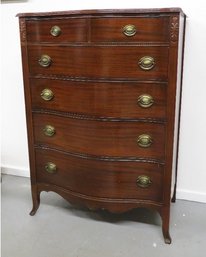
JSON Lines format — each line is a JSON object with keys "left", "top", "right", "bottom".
{"left": 17, "top": 8, "right": 186, "bottom": 244}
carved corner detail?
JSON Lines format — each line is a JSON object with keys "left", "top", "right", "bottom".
{"left": 170, "top": 16, "right": 179, "bottom": 44}
{"left": 19, "top": 19, "right": 26, "bottom": 42}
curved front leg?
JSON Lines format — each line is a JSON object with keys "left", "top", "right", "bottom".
{"left": 30, "top": 185, "right": 40, "bottom": 216}
{"left": 160, "top": 206, "right": 172, "bottom": 244}
{"left": 162, "top": 226, "right": 172, "bottom": 244}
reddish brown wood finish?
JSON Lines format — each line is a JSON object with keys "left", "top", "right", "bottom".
{"left": 26, "top": 19, "right": 87, "bottom": 42}
{"left": 33, "top": 113, "right": 166, "bottom": 159}
{"left": 28, "top": 45, "right": 169, "bottom": 80}
{"left": 18, "top": 8, "right": 186, "bottom": 244}
{"left": 35, "top": 148, "right": 164, "bottom": 201}
{"left": 90, "top": 17, "right": 170, "bottom": 42}
{"left": 31, "top": 79, "right": 167, "bottom": 119}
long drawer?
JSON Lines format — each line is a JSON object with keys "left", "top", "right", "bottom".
{"left": 28, "top": 46, "right": 169, "bottom": 80}
{"left": 31, "top": 78, "right": 167, "bottom": 119}
{"left": 33, "top": 113, "right": 165, "bottom": 159}
{"left": 35, "top": 148, "right": 164, "bottom": 201}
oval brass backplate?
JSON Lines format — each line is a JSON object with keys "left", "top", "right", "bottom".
{"left": 50, "top": 25, "right": 61, "bottom": 37}
{"left": 137, "top": 94, "right": 154, "bottom": 108}
{"left": 38, "top": 55, "right": 52, "bottom": 67}
{"left": 43, "top": 125, "right": 56, "bottom": 137}
{"left": 122, "top": 24, "right": 137, "bottom": 37}
{"left": 136, "top": 175, "right": 152, "bottom": 188}
{"left": 45, "top": 162, "right": 57, "bottom": 174}
{"left": 137, "top": 134, "right": 153, "bottom": 148}
{"left": 138, "top": 56, "right": 155, "bottom": 70}
{"left": 41, "top": 88, "right": 54, "bottom": 101}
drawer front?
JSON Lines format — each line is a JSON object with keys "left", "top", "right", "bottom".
{"left": 33, "top": 113, "right": 165, "bottom": 159}
{"left": 28, "top": 46, "right": 169, "bottom": 80}
{"left": 90, "top": 17, "right": 169, "bottom": 42}
{"left": 26, "top": 19, "right": 87, "bottom": 42}
{"left": 35, "top": 148, "right": 164, "bottom": 201}
{"left": 31, "top": 79, "right": 167, "bottom": 119}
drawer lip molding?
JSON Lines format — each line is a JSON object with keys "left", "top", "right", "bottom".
{"left": 30, "top": 74, "right": 169, "bottom": 83}
{"left": 35, "top": 145, "right": 165, "bottom": 165}
{"left": 18, "top": 8, "right": 186, "bottom": 244}
{"left": 32, "top": 109, "right": 167, "bottom": 123}
{"left": 27, "top": 42, "right": 170, "bottom": 46}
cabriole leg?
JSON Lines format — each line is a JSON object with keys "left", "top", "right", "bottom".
{"left": 160, "top": 207, "right": 172, "bottom": 244}
{"left": 171, "top": 183, "right": 177, "bottom": 203}
{"left": 30, "top": 185, "right": 40, "bottom": 216}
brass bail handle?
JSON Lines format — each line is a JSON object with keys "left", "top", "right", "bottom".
{"left": 43, "top": 125, "right": 56, "bottom": 137}
{"left": 137, "top": 94, "right": 154, "bottom": 108}
{"left": 136, "top": 175, "right": 152, "bottom": 188}
{"left": 138, "top": 56, "right": 155, "bottom": 70}
{"left": 122, "top": 24, "right": 137, "bottom": 37}
{"left": 38, "top": 55, "right": 52, "bottom": 67}
{"left": 137, "top": 134, "right": 153, "bottom": 148}
{"left": 50, "top": 25, "right": 61, "bottom": 37}
{"left": 45, "top": 162, "right": 57, "bottom": 174}
{"left": 41, "top": 88, "right": 54, "bottom": 101}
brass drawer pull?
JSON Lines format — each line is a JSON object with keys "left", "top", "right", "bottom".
{"left": 43, "top": 125, "right": 56, "bottom": 137}
{"left": 38, "top": 55, "right": 52, "bottom": 67}
{"left": 136, "top": 175, "right": 152, "bottom": 188}
{"left": 122, "top": 24, "right": 137, "bottom": 37}
{"left": 41, "top": 88, "right": 54, "bottom": 101}
{"left": 50, "top": 25, "right": 61, "bottom": 37}
{"left": 137, "top": 94, "right": 154, "bottom": 108}
{"left": 45, "top": 162, "right": 57, "bottom": 174}
{"left": 137, "top": 134, "right": 152, "bottom": 148}
{"left": 138, "top": 56, "right": 155, "bottom": 70}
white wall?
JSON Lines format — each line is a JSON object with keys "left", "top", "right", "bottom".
{"left": 1, "top": 0, "right": 206, "bottom": 203}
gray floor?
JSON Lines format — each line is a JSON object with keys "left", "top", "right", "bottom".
{"left": 1, "top": 174, "right": 206, "bottom": 257}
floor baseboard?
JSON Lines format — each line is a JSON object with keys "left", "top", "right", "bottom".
{"left": 1, "top": 166, "right": 30, "bottom": 178}
{"left": 176, "top": 189, "right": 206, "bottom": 204}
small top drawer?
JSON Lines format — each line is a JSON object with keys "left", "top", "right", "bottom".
{"left": 90, "top": 17, "right": 169, "bottom": 42}
{"left": 26, "top": 18, "right": 87, "bottom": 42}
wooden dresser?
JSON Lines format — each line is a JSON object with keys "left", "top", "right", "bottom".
{"left": 17, "top": 8, "right": 186, "bottom": 244}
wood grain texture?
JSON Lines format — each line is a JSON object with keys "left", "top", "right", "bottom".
{"left": 18, "top": 9, "right": 186, "bottom": 244}
{"left": 26, "top": 19, "right": 87, "bottom": 42}
{"left": 28, "top": 45, "right": 169, "bottom": 80}
{"left": 31, "top": 78, "right": 167, "bottom": 119}
{"left": 33, "top": 113, "right": 166, "bottom": 159}
{"left": 37, "top": 183, "right": 163, "bottom": 214}
{"left": 90, "top": 17, "right": 169, "bottom": 42}
{"left": 35, "top": 148, "right": 164, "bottom": 201}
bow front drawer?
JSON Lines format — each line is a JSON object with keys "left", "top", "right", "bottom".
{"left": 31, "top": 78, "right": 167, "bottom": 119}
{"left": 33, "top": 113, "right": 166, "bottom": 160}
{"left": 28, "top": 46, "right": 169, "bottom": 80}
{"left": 35, "top": 148, "right": 164, "bottom": 202}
